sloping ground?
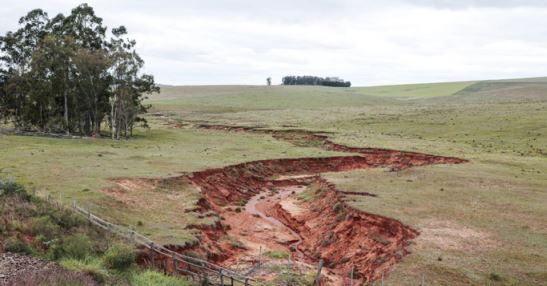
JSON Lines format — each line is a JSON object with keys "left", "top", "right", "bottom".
{"left": 186, "top": 154, "right": 465, "bottom": 284}
{"left": 108, "top": 124, "right": 467, "bottom": 284}
{"left": 194, "top": 123, "right": 465, "bottom": 169}
{"left": 267, "top": 178, "right": 419, "bottom": 282}
{"left": 443, "top": 78, "right": 547, "bottom": 103}
{"left": 355, "top": 81, "right": 476, "bottom": 98}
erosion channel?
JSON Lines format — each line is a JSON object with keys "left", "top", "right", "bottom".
{"left": 114, "top": 123, "right": 469, "bottom": 285}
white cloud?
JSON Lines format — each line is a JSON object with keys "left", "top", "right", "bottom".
{"left": 1, "top": 0, "right": 547, "bottom": 85}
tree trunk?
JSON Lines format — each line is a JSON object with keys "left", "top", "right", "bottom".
{"left": 64, "top": 89, "right": 69, "bottom": 135}
{"left": 111, "top": 92, "right": 117, "bottom": 140}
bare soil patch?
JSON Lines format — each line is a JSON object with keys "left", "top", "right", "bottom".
{"left": 417, "top": 220, "right": 499, "bottom": 251}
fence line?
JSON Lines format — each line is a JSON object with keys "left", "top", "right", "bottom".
{"left": 72, "top": 201, "right": 254, "bottom": 286}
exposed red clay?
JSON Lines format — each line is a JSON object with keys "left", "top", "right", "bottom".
{"left": 130, "top": 123, "right": 468, "bottom": 284}
{"left": 267, "top": 178, "right": 418, "bottom": 283}
{"left": 193, "top": 123, "right": 467, "bottom": 167}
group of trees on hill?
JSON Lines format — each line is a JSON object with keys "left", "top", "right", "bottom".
{"left": 0, "top": 4, "right": 158, "bottom": 139}
{"left": 282, "top": 75, "right": 351, "bottom": 87}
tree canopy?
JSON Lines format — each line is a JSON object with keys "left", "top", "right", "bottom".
{"left": 281, "top": 75, "right": 351, "bottom": 87}
{"left": 0, "top": 4, "right": 159, "bottom": 139}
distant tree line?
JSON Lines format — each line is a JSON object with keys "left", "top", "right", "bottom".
{"left": 0, "top": 4, "right": 159, "bottom": 139}
{"left": 281, "top": 75, "right": 351, "bottom": 87}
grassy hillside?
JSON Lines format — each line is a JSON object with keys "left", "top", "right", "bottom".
{"left": 1, "top": 78, "right": 546, "bottom": 285}
{"left": 0, "top": 124, "right": 339, "bottom": 244}
{"left": 0, "top": 181, "right": 195, "bottom": 285}
{"left": 354, "top": 81, "right": 476, "bottom": 98}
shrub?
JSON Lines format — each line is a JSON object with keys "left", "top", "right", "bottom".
{"left": 27, "top": 215, "right": 61, "bottom": 239}
{"left": 332, "top": 202, "right": 343, "bottom": 213}
{"left": 47, "top": 239, "right": 64, "bottom": 260}
{"left": 9, "top": 220, "right": 25, "bottom": 231}
{"left": 60, "top": 258, "right": 109, "bottom": 284}
{"left": 4, "top": 237, "right": 32, "bottom": 254}
{"left": 489, "top": 272, "right": 502, "bottom": 282}
{"left": 103, "top": 245, "right": 136, "bottom": 271}
{"left": 63, "top": 234, "right": 93, "bottom": 260}
{"left": 50, "top": 208, "right": 83, "bottom": 229}
{"left": 0, "top": 180, "right": 29, "bottom": 199}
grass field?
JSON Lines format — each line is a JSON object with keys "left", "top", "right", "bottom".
{"left": 1, "top": 78, "right": 546, "bottom": 285}
{"left": 354, "top": 81, "right": 476, "bottom": 98}
{"left": 0, "top": 123, "right": 340, "bottom": 244}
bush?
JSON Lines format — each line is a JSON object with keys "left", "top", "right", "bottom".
{"left": 27, "top": 215, "right": 61, "bottom": 239}
{"left": 60, "top": 258, "right": 109, "bottom": 284}
{"left": 50, "top": 208, "right": 83, "bottom": 229}
{"left": 332, "top": 202, "right": 343, "bottom": 213}
{"left": 0, "top": 180, "right": 29, "bottom": 199}
{"left": 103, "top": 245, "right": 136, "bottom": 271}
{"left": 4, "top": 237, "right": 32, "bottom": 254}
{"left": 489, "top": 272, "right": 502, "bottom": 282}
{"left": 47, "top": 239, "right": 64, "bottom": 260}
{"left": 63, "top": 234, "right": 93, "bottom": 260}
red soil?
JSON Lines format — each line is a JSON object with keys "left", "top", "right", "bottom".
{"left": 267, "top": 178, "right": 418, "bottom": 283}
{"left": 135, "top": 123, "right": 468, "bottom": 284}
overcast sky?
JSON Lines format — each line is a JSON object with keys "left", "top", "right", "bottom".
{"left": 1, "top": 0, "right": 547, "bottom": 86}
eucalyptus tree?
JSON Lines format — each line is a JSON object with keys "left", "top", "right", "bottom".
{"left": 0, "top": 4, "right": 158, "bottom": 138}
{"left": 0, "top": 9, "right": 50, "bottom": 127}
{"left": 30, "top": 34, "right": 77, "bottom": 132}
{"left": 0, "top": 71, "right": 9, "bottom": 124}
{"left": 108, "top": 26, "right": 158, "bottom": 139}
{"left": 72, "top": 47, "right": 111, "bottom": 136}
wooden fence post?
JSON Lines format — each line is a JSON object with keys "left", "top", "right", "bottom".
{"left": 314, "top": 259, "right": 324, "bottom": 286}
{"left": 173, "top": 256, "right": 178, "bottom": 275}
{"left": 150, "top": 251, "right": 156, "bottom": 268}
{"left": 219, "top": 269, "right": 224, "bottom": 285}
{"left": 258, "top": 246, "right": 262, "bottom": 267}
{"left": 203, "top": 273, "right": 209, "bottom": 286}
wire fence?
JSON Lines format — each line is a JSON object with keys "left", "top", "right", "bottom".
{"left": 34, "top": 190, "right": 430, "bottom": 286}
{"left": 71, "top": 201, "right": 254, "bottom": 286}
